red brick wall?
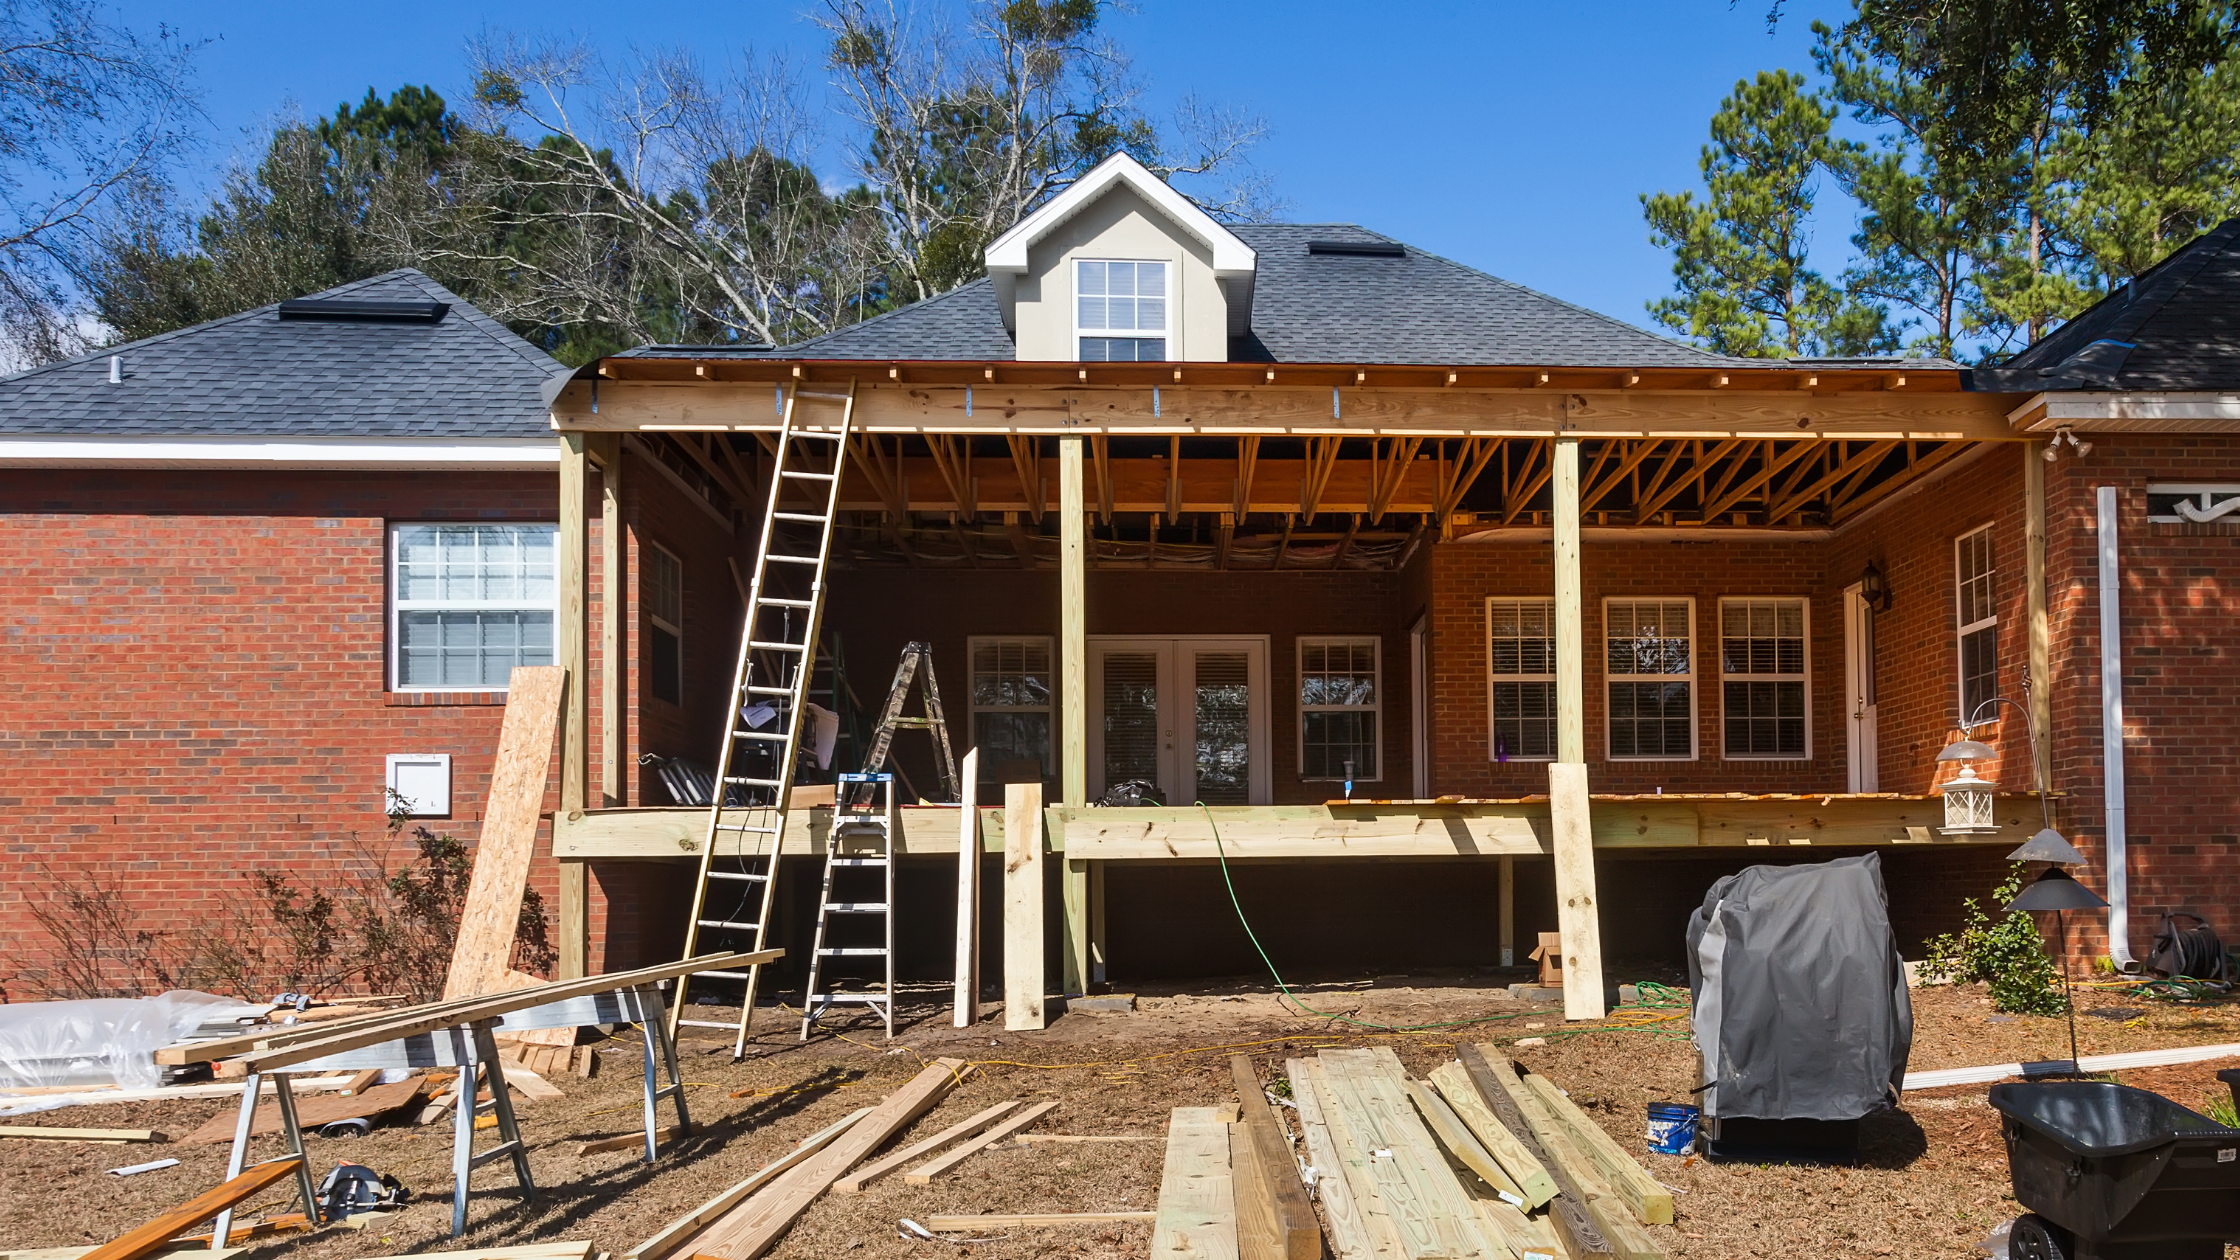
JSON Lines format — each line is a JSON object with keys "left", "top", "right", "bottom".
{"left": 0, "top": 468, "right": 567, "bottom": 997}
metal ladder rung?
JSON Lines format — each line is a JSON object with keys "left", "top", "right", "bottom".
{"left": 747, "top": 640, "right": 809, "bottom": 652}
{"left": 817, "top": 947, "right": 888, "bottom": 956}
{"left": 468, "top": 1141, "right": 526, "bottom": 1170}
{"left": 772, "top": 512, "right": 828, "bottom": 524}
{"left": 806, "top": 993, "right": 890, "bottom": 1003}
{"left": 724, "top": 776, "right": 785, "bottom": 787}
{"left": 826, "top": 903, "right": 888, "bottom": 913}
{"left": 733, "top": 730, "right": 790, "bottom": 742}
{"left": 829, "top": 857, "right": 888, "bottom": 867}
{"left": 757, "top": 597, "right": 815, "bottom": 609}
{"left": 791, "top": 391, "right": 853, "bottom": 401}
{"left": 767, "top": 554, "right": 821, "bottom": 564}
{"left": 706, "top": 870, "right": 768, "bottom": 882}
{"left": 742, "top": 684, "right": 794, "bottom": 695}
{"left": 780, "top": 469, "right": 837, "bottom": 480}
{"left": 697, "top": 919, "right": 764, "bottom": 931}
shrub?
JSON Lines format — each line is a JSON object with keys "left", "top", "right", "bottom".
{"left": 1918, "top": 864, "right": 2069, "bottom": 1016}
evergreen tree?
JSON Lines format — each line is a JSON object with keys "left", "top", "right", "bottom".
{"left": 1642, "top": 70, "right": 1889, "bottom": 357}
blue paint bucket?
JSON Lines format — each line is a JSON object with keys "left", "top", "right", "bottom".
{"left": 1646, "top": 1100, "right": 1699, "bottom": 1156}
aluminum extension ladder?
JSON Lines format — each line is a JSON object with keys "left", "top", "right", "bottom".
{"left": 670, "top": 379, "right": 857, "bottom": 1058}
{"left": 799, "top": 771, "right": 898, "bottom": 1039}
{"left": 858, "top": 640, "right": 961, "bottom": 804}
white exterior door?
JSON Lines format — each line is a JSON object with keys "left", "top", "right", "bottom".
{"left": 1088, "top": 637, "right": 1270, "bottom": 805}
{"left": 1844, "top": 583, "right": 1879, "bottom": 792}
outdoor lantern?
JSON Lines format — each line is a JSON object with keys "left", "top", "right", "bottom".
{"left": 1936, "top": 738, "right": 2000, "bottom": 834}
{"left": 1859, "top": 560, "right": 1891, "bottom": 612}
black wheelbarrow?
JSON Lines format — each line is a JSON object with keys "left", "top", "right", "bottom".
{"left": 1990, "top": 1080, "right": 2240, "bottom": 1260}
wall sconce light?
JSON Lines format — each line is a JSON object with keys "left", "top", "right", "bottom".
{"left": 2042, "top": 425, "right": 2093, "bottom": 461}
{"left": 1859, "top": 560, "right": 1891, "bottom": 613}
{"left": 1935, "top": 737, "right": 2000, "bottom": 834}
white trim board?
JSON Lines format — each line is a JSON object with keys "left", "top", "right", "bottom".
{"left": 0, "top": 436, "right": 560, "bottom": 469}
{"left": 1902, "top": 1040, "right": 2240, "bottom": 1091}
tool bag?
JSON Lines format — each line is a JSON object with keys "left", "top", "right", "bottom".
{"left": 2146, "top": 911, "right": 2229, "bottom": 983}
{"left": 315, "top": 1161, "right": 409, "bottom": 1218}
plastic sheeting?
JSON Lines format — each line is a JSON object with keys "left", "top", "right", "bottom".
{"left": 0, "top": 991, "right": 249, "bottom": 1091}
{"left": 1686, "top": 853, "right": 1913, "bottom": 1122}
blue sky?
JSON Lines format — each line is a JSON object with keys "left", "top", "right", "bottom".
{"left": 113, "top": 0, "right": 1865, "bottom": 335}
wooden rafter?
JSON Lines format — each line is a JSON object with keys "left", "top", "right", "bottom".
{"left": 1702, "top": 440, "right": 1818, "bottom": 519}
{"left": 1579, "top": 439, "right": 1667, "bottom": 514}
{"left": 1092, "top": 435, "right": 1114, "bottom": 524}
{"left": 1299, "top": 437, "right": 1343, "bottom": 520}
{"left": 1432, "top": 438, "right": 1500, "bottom": 539}
{"left": 1365, "top": 436, "right": 1425, "bottom": 524}
{"left": 924, "top": 435, "right": 975, "bottom": 521}
{"left": 1166, "top": 435, "right": 1182, "bottom": 524}
{"left": 712, "top": 433, "right": 760, "bottom": 506}
{"left": 1216, "top": 513, "right": 1234, "bottom": 570}
{"left": 1234, "top": 436, "right": 1260, "bottom": 519}
{"left": 1331, "top": 514, "right": 1360, "bottom": 568}
{"left": 1766, "top": 439, "right": 1899, "bottom": 520}
{"left": 665, "top": 433, "right": 751, "bottom": 506}
{"left": 1829, "top": 440, "right": 1974, "bottom": 523}
{"left": 1827, "top": 440, "right": 1904, "bottom": 511}
{"left": 844, "top": 435, "right": 916, "bottom": 562}
{"left": 1500, "top": 439, "right": 1554, "bottom": 525}
{"left": 1005, "top": 513, "right": 1037, "bottom": 567}
{"left": 1272, "top": 516, "right": 1294, "bottom": 569}
{"left": 1007, "top": 435, "right": 1043, "bottom": 522}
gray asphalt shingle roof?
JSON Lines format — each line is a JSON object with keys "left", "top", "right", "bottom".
{"left": 726, "top": 223, "right": 1743, "bottom": 367}
{"left": 0, "top": 269, "right": 567, "bottom": 438}
{"left": 1971, "top": 215, "right": 2240, "bottom": 392}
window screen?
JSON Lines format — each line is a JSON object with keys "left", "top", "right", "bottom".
{"left": 391, "top": 524, "right": 556, "bottom": 690}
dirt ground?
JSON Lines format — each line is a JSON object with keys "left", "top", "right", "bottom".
{"left": 6, "top": 971, "right": 2240, "bottom": 1260}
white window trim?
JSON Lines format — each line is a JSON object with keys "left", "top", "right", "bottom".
{"left": 1073, "top": 257, "right": 1172, "bottom": 360}
{"left": 1603, "top": 596, "right": 1699, "bottom": 763}
{"left": 387, "top": 521, "right": 559, "bottom": 693}
{"left": 2146, "top": 483, "right": 2240, "bottom": 523}
{"left": 968, "top": 634, "right": 1058, "bottom": 773}
{"left": 1955, "top": 524, "right": 1998, "bottom": 725}
{"left": 1717, "top": 596, "right": 1812, "bottom": 762}
{"left": 1485, "top": 596, "right": 1557, "bottom": 764}
{"left": 1297, "top": 635, "right": 1382, "bottom": 782}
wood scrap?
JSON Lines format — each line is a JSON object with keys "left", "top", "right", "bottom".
{"left": 440, "top": 664, "right": 566, "bottom": 1003}
{"left": 0, "top": 1126, "right": 164, "bottom": 1144}
{"left": 1286, "top": 1057, "right": 1391, "bottom": 1260}
{"left": 577, "top": 1125, "right": 683, "bottom": 1157}
{"left": 171, "top": 1214, "right": 311, "bottom": 1247}
{"left": 1150, "top": 1107, "right": 1238, "bottom": 1260}
{"left": 179, "top": 1078, "right": 432, "bottom": 1145}
{"left": 1426, "top": 1063, "right": 1556, "bottom": 1209}
{"left": 500, "top": 1063, "right": 564, "bottom": 1101}
{"left": 1471, "top": 1197, "right": 1560, "bottom": 1260}
{"left": 77, "top": 1157, "right": 303, "bottom": 1260}
{"left": 1458, "top": 1045, "right": 1613, "bottom": 1260}
{"left": 623, "top": 1107, "right": 871, "bottom": 1260}
{"left": 1230, "top": 1056, "right": 1320, "bottom": 1260}
{"left": 1403, "top": 1077, "right": 1527, "bottom": 1206}
{"left": 2, "top": 1248, "right": 243, "bottom": 1260}
{"left": 679, "top": 1058, "right": 968, "bottom": 1259}
{"left": 834, "top": 1100, "right": 1020, "bottom": 1193}
{"left": 339, "top": 1069, "right": 384, "bottom": 1095}
{"left": 925, "top": 1212, "right": 1157, "bottom": 1230}
{"left": 1518, "top": 1075, "right": 1673, "bottom": 1226}
{"left": 902, "top": 1099, "right": 1058, "bottom": 1184}
{"left": 1014, "top": 1132, "right": 1158, "bottom": 1144}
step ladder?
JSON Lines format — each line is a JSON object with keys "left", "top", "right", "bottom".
{"left": 670, "top": 379, "right": 857, "bottom": 1058}
{"left": 858, "top": 641, "right": 961, "bottom": 805}
{"left": 799, "top": 771, "right": 897, "bottom": 1040}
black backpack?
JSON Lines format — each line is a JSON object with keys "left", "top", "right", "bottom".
{"left": 316, "top": 1162, "right": 409, "bottom": 1219}
{"left": 2146, "top": 911, "right": 2229, "bottom": 984}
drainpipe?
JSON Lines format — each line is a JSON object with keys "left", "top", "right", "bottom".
{"left": 2096, "top": 485, "right": 2136, "bottom": 970}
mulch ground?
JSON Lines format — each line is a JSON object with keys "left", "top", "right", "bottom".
{"left": 5, "top": 972, "right": 2240, "bottom": 1259}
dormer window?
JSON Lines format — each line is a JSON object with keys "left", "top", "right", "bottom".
{"left": 1076, "top": 259, "right": 1167, "bottom": 361}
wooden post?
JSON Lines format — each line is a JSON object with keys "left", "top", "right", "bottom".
{"left": 1058, "top": 437, "right": 1090, "bottom": 994}
{"left": 1003, "top": 781, "right": 1046, "bottom": 1031}
{"left": 597, "top": 433, "right": 624, "bottom": 807}
{"left": 1549, "top": 436, "right": 1605, "bottom": 1021}
{"left": 955, "top": 748, "right": 981, "bottom": 1027}
{"left": 2024, "top": 441, "right": 2052, "bottom": 794}
{"left": 1498, "top": 855, "right": 1515, "bottom": 968}
{"left": 558, "top": 433, "right": 591, "bottom": 981}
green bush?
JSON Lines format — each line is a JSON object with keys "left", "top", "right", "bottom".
{"left": 1918, "top": 865, "right": 2069, "bottom": 1016}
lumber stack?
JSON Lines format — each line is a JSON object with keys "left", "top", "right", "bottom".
{"left": 1272, "top": 1045, "right": 1671, "bottom": 1260}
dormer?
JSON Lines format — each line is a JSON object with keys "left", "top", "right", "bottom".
{"left": 985, "top": 152, "right": 1256, "bottom": 362}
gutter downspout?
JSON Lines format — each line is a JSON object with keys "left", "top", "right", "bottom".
{"left": 2097, "top": 485, "right": 2136, "bottom": 969}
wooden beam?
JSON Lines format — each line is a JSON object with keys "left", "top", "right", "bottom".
{"left": 598, "top": 433, "right": 625, "bottom": 811}
{"left": 624, "top": 1108, "right": 872, "bottom": 1260}
{"left": 1500, "top": 438, "right": 1554, "bottom": 525}
{"left": 1166, "top": 435, "right": 1182, "bottom": 524}
{"left": 1549, "top": 437, "right": 1605, "bottom": 1022}
{"left": 925, "top": 1213, "right": 1157, "bottom": 1231}
{"left": 1434, "top": 436, "right": 1501, "bottom": 533}
{"left": 559, "top": 437, "right": 589, "bottom": 834}
{"left": 1578, "top": 439, "right": 1664, "bottom": 513}
{"left": 1008, "top": 435, "right": 1044, "bottom": 522}
{"left": 1150, "top": 1108, "right": 1237, "bottom": 1260}
{"left": 1234, "top": 435, "right": 1260, "bottom": 519}
{"left": 79, "top": 1159, "right": 305, "bottom": 1260}
{"left": 1456, "top": 1046, "right": 1612, "bottom": 1260}
{"left": 1828, "top": 439, "right": 1977, "bottom": 523}
{"left": 1229, "top": 1058, "right": 1318, "bottom": 1260}
{"left": 1299, "top": 437, "right": 1342, "bottom": 520}
{"left": 2025, "top": 441, "right": 2052, "bottom": 793}
{"left": 903, "top": 1100, "right": 1059, "bottom": 1184}
{"left": 1552, "top": 441, "right": 1584, "bottom": 766}
{"left": 954, "top": 750, "right": 981, "bottom": 1028}
{"left": 1093, "top": 435, "right": 1114, "bottom": 524}
{"left": 1765, "top": 439, "right": 1898, "bottom": 520}
{"left": 1004, "top": 782, "right": 1046, "bottom": 1031}
{"left": 1060, "top": 439, "right": 1087, "bottom": 810}
{"left": 837, "top": 1100, "right": 1019, "bottom": 1194}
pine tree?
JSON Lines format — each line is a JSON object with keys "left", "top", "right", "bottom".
{"left": 1642, "top": 70, "right": 1889, "bottom": 357}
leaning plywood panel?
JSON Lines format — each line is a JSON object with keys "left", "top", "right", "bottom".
{"left": 443, "top": 665, "right": 567, "bottom": 1002}
{"left": 1152, "top": 1107, "right": 1239, "bottom": 1260}
{"left": 1291, "top": 1059, "right": 1400, "bottom": 1260}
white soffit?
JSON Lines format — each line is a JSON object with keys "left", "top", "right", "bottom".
{"left": 2012, "top": 390, "right": 2240, "bottom": 432}
{"left": 0, "top": 436, "right": 562, "bottom": 469}
{"left": 984, "top": 151, "right": 1257, "bottom": 280}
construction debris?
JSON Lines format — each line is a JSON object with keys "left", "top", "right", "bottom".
{"left": 901, "top": 1100, "right": 1056, "bottom": 1184}
{"left": 927, "top": 1212, "right": 1158, "bottom": 1230}
{"left": 74, "top": 1157, "right": 303, "bottom": 1260}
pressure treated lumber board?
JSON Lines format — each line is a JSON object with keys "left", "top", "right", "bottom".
{"left": 1231, "top": 1123, "right": 1283, "bottom": 1260}
{"left": 1003, "top": 783, "right": 1046, "bottom": 1031}
{"left": 1347, "top": 1050, "right": 1495, "bottom": 1260}
{"left": 1151, "top": 1107, "right": 1238, "bottom": 1260}
{"left": 623, "top": 1107, "right": 871, "bottom": 1260}
{"left": 1304, "top": 1058, "right": 1439, "bottom": 1260}
{"left": 443, "top": 665, "right": 567, "bottom": 1001}
{"left": 1316, "top": 1052, "right": 1478, "bottom": 1260}
{"left": 1491, "top": 1068, "right": 1665, "bottom": 1260}
{"left": 926, "top": 1213, "right": 1156, "bottom": 1230}
{"left": 1519, "top": 1076, "right": 1673, "bottom": 1225}
{"left": 0, "top": 1126, "right": 163, "bottom": 1143}
{"left": 834, "top": 1100, "right": 1019, "bottom": 1193}
{"left": 578, "top": 1124, "right": 684, "bottom": 1157}
{"left": 902, "top": 1100, "right": 1057, "bottom": 1184}
{"left": 78, "top": 1158, "right": 304, "bottom": 1260}
{"left": 1287, "top": 1058, "right": 1393, "bottom": 1260}
{"left": 1471, "top": 1197, "right": 1559, "bottom": 1260}
{"left": 1425, "top": 1064, "right": 1555, "bottom": 1209}
{"left": 1547, "top": 762, "right": 1607, "bottom": 1022}
{"left": 1402, "top": 1079, "right": 1523, "bottom": 1206}
{"left": 1456, "top": 1046, "right": 1611, "bottom": 1260}
{"left": 1230, "top": 1056, "right": 1320, "bottom": 1260}
{"left": 688, "top": 1060, "right": 966, "bottom": 1259}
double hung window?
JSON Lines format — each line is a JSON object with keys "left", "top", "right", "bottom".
{"left": 1720, "top": 598, "right": 1808, "bottom": 758}
{"left": 1298, "top": 637, "right": 1380, "bottom": 780}
{"left": 1955, "top": 526, "right": 1997, "bottom": 724}
{"left": 390, "top": 523, "right": 556, "bottom": 691}
{"left": 1486, "top": 598, "right": 1557, "bottom": 761}
{"left": 646, "top": 543, "right": 684, "bottom": 706}
{"left": 970, "top": 636, "right": 1055, "bottom": 776}
{"left": 1076, "top": 259, "right": 1168, "bottom": 361}
{"left": 1605, "top": 599, "right": 1694, "bottom": 759}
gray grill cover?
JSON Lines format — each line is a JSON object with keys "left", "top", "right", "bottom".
{"left": 1686, "top": 853, "right": 1913, "bottom": 1121}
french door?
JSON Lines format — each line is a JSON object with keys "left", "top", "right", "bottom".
{"left": 1088, "top": 636, "right": 1271, "bottom": 806}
